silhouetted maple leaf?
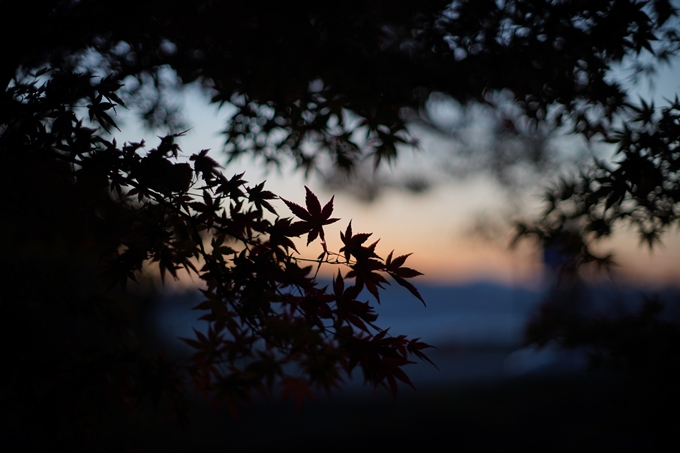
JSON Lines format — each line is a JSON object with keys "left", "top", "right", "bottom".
{"left": 333, "top": 270, "right": 377, "bottom": 333}
{"left": 280, "top": 376, "right": 315, "bottom": 411}
{"left": 281, "top": 186, "right": 339, "bottom": 244}
{"left": 339, "top": 221, "right": 381, "bottom": 262}
{"left": 247, "top": 181, "right": 277, "bottom": 214}
{"left": 190, "top": 149, "right": 222, "bottom": 181}
{"left": 346, "top": 258, "right": 388, "bottom": 303}
{"left": 385, "top": 251, "right": 425, "bottom": 305}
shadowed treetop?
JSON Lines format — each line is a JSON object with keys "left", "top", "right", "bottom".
{"left": 3, "top": 0, "right": 677, "bottom": 171}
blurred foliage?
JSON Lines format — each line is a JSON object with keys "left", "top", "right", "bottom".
{"left": 3, "top": 0, "right": 678, "bottom": 172}
{"left": 514, "top": 97, "right": 680, "bottom": 426}
{"left": 516, "top": 96, "right": 680, "bottom": 363}
{"left": 522, "top": 98, "right": 680, "bottom": 251}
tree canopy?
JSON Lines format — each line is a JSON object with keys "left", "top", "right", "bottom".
{"left": 2, "top": 0, "right": 680, "bottom": 451}
{"left": 4, "top": 0, "right": 678, "bottom": 168}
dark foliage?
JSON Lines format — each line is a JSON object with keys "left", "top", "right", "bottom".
{"left": 2, "top": 0, "right": 680, "bottom": 451}
{"left": 3, "top": 0, "right": 677, "bottom": 170}
{"left": 513, "top": 47, "right": 680, "bottom": 441}
{"left": 0, "top": 71, "right": 430, "bottom": 450}
{"left": 516, "top": 97, "right": 680, "bottom": 378}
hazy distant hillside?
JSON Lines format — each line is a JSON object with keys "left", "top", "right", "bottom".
{"left": 149, "top": 280, "right": 679, "bottom": 386}
{"left": 151, "top": 281, "right": 542, "bottom": 351}
{"left": 152, "top": 280, "right": 680, "bottom": 349}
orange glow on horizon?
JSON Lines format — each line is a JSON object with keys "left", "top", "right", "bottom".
{"left": 141, "top": 177, "right": 680, "bottom": 293}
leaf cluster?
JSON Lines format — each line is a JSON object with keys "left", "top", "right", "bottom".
{"left": 0, "top": 70, "right": 431, "bottom": 447}
{"left": 513, "top": 98, "right": 680, "bottom": 395}
{"left": 4, "top": 1, "right": 677, "bottom": 173}
{"left": 516, "top": 97, "right": 680, "bottom": 269}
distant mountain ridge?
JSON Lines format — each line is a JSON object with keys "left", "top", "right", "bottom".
{"left": 150, "top": 280, "right": 679, "bottom": 385}
{"left": 152, "top": 279, "right": 679, "bottom": 352}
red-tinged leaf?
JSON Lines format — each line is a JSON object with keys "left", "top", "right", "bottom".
{"left": 407, "top": 338, "right": 432, "bottom": 352}
{"left": 382, "top": 354, "right": 413, "bottom": 367}
{"left": 390, "top": 365, "right": 416, "bottom": 390}
{"left": 412, "top": 349, "right": 436, "bottom": 365}
{"left": 391, "top": 274, "right": 426, "bottom": 306}
{"left": 345, "top": 313, "right": 370, "bottom": 333}
{"left": 202, "top": 190, "right": 214, "bottom": 207}
{"left": 373, "top": 329, "right": 388, "bottom": 342}
{"left": 180, "top": 257, "right": 199, "bottom": 274}
{"left": 280, "top": 377, "right": 315, "bottom": 411}
{"left": 344, "top": 285, "right": 363, "bottom": 303}
{"left": 364, "top": 278, "right": 382, "bottom": 303}
{"left": 336, "top": 269, "right": 360, "bottom": 299}
{"left": 408, "top": 340, "right": 437, "bottom": 368}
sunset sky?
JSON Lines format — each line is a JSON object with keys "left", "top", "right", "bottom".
{"left": 117, "top": 58, "right": 680, "bottom": 290}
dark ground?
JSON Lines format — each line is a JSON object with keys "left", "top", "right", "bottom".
{"left": 120, "top": 373, "right": 677, "bottom": 453}
{"left": 4, "top": 367, "right": 678, "bottom": 452}
{"left": 6, "top": 280, "right": 679, "bottom": 452}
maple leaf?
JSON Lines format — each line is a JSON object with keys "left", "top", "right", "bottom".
{"left": 346, "top": 258, "right": 389, "bottom": 303}
{"left": 385, "top": 251, "right": 425, "bottom": 305}
{"left": 266, "top": 217, "right": 301, "bottom": 254}
{"left": 281, "top": 186, "right": 339, "bottom": 244}
{"left": 190, "top": 149, "right": 222, "bottom": 181}
{"left": 95, "top": 75, "right": 125, "bottom": 106}
{"left": 87, "top": 94, "right": 120, "bottom": 132}
{"left": 280, "top": 376, "right": 316, "bottom": 411}
{"left": 407, "top": 338, "right": 436, "bottom": 368}
{"left": 332, "top": 270, "right": 377, "bottom": 332}
{"left": 247, "top": 181, "right": 278, "bottom": 214}
{"left": 332, "top": 270, "right": 361, "bottom": 302}
{"left": 383, "top": 357, "right": 416, "bottom": 392}
{"left": 216, "top": 172, "right": 247, "bottom": 199}
{"left": 339, "top": 221, "right": 381, "bottom": 262}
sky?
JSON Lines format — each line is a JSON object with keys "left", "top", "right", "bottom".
{"left": 116, "top": 58, "right": 680, "bottom": 291}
